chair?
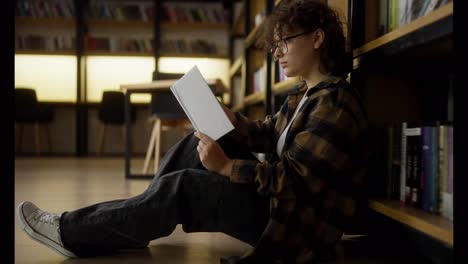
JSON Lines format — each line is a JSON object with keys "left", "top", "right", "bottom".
{"left": 15, "top": 88, "right": 54, "bottom": 155}
{"left": 97, "top": 90, "right": 136, "bottom": 156}
{"left": 142, "top": 72, "right": 193, "bottom": 174}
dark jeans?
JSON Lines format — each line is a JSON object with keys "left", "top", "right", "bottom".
{"left": 60, "top": 132, "right": 270, "bottom": 257}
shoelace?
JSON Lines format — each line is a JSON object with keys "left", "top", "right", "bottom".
{"left": 35, "top": 212, "right": 60, "bottom": 228}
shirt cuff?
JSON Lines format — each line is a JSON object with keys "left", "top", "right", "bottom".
{"left": 230, "top": 159, "right": 258, "bottom": 183}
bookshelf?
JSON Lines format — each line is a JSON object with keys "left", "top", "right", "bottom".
{"left": 350, "top": 0, "right": 453, "bottom": 262}
{"left": 228, "top": 0, "right": 246, "bottom": 109}
{"left": 369, "top": 199, "right": 453, "bottom": 246}
{"left": 227, "top": 0, "right": 454, "bottom": 262}
{"left": 15, "top": 0, "right": 231, "bottom": 156}
{"left": 227, "top": 0, "right": 273, "bottom": 119}
{"left": 157, "top": 1, "right": 229, "bottom": 60}
{"left": 353, "top": 2, "right": 453, "bottom": 58}
{"left": 83, "top": 0, "right": 154, "bottom": 56}
{"left": 15, "top": 0, "right": 76, "bottom": 55}
{"left": 15, "top": 1, "right": 229, "bottom": 60}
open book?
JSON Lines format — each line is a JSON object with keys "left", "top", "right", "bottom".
{"left": 170, "top": 66, "right": 234, "bottom": 141}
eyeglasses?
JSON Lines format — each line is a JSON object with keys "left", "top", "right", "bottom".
{"left": 270, "top": 31, "right": 313, "bottom": 61}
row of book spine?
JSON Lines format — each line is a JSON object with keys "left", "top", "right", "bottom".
{"left": 16, "top": 36, "right": 223, "bottom": 55}
{"left": 372, "top": 122, "right": 453, "bottom": 221}
{"left": 88, "top": 1, "right": 154, "bottom": 21}
{"left": 379, "top": 0, "right": 451, "bottom": 36}
{"left": 16, "top": 35, "right": 75, "bottom": 51}
{"left": 16, "top": 0, "right": 74, "bottom": 19}
{"left": 162, "top": 3, "right": 226, "bottom": 24}
{"left": 160, "top": 39, "right": 220, "bottom": 55}
{"left": 86, "top": 36, "right": 153, "bottom": 53}
{"left": 16, "top": 0, "right": 226, "bottom": 24}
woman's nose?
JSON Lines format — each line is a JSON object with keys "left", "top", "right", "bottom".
{"left": 274, "top": 47, "right": 283, "bottom": 59}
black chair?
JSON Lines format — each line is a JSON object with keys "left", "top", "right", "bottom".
{"left": 97, "top": 90, "right": 136, "bottom": 156}
{"left": 15, "top": 88, "right": 54, "bottom": 155}
{"left": 142, "top": 72, "right": 192, "bottom": 174}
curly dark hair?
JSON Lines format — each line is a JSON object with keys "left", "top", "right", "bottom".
{"left": 260, "top": 0, "right": 351, "bottom": 78}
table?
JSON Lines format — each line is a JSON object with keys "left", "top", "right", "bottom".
{"left": 120, "top": 78, "right": 227, "bottom": 179}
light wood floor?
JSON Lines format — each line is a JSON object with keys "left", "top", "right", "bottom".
{"left": 14, "top": 157, "right": 252, "bottom": 264}
{"left": 15, "top": 157, "right": 419, "bottom": 264}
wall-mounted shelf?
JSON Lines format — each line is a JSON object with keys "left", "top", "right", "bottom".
{"left": 353, "top": 2, "right": 453, "bottom": 58}
{"left": 272, "top": 77, "right": 301, "bottom": 95}
{"left": 244, "top": 91, "right": 265, "bottom": 106}
{"left": 16, "top": 50, "right": 76, "bottom": 56}
{"left": 160, "top": 22, "right": 228, "bottom": 31}
{"left": 231, "top": 104, "right": 244, "bottom": 112}
{"left": 245, "top": 20, "right": 265, "bottom": 48}
{"left": 88, "top": 19, "right": 153, "bottom": 28}
{"left": 158, "top": 53, "right": 227, "bottom": 59}
{"left": 229, "top": 57, "right": 244, "bottom": 77}
{"left": 369, "top": 199, "right": 453, "bottom": 247}
{"left": 231, "top": 2, "right": 246, "bottom": 36}
{"left": 16, "top": 17, "right": 75, "bottom": 27}
{"left": 84, "top": 51, "right": 153, "bottom": 57}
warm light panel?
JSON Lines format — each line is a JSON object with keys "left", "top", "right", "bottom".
{"left": 86, "top": 56, "right": 155, "bottom": 103}
{"left": 15, "top": 55, "right": 77, "bottom": 102}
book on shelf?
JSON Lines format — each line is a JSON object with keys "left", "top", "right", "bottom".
{"left": 170, "top": 65, "right": 234, "bottom": 141}
{"left": 399, "top": 122, "right": 407, "bottom": 204}
{"left": 422, "top": 123, "right": 440, "bottom": 213}
{"left": 16, "top": 0, "right": 74, "bottom": 19}
{"left": 378, "top": 0, "right": 452, "bottom": 35}
{"left": 379, "top": 0, "right": 389, "bottom": 36}
{"left": 161, "top": 39, "right": 219, "bottom": 55}
{"left": 439, "top": 124, "right": 453, "bottom": 220}
{"left": 88, "top": 1, "right": 152, "bottom": 21}
{"left": 162, "top": 2, "right": 226, "bottom": 24}
{"left": 373, "top": 121, "right": 453, "bottom": 221}
{"left": 85, "top": 36, "right": 153, "bottom": 53}
{"left": 16, "top": 34, "right": 75, "bottom": 51}
{"left": 405, "top": 122, "right": 422, "bottom": 207}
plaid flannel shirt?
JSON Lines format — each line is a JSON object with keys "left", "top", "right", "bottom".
{"left": 228, "top": 76, "right": 370, "bottom": 263}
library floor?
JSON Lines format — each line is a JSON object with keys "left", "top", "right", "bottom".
{"left": 14, "top": 158, "right": 424, "bottom": 264}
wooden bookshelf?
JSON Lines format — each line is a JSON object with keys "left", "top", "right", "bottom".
{"left": 88, "top": 19, "right": 153, "bottom": 28}
{"left": 160, "top": 22, "right": 228, "bottom": 31}
{"left": 353, "top": 1, "right": 453, "bottom": 58}
{"left": 229, "top": 57, "right": 244, "bottom": 77}
{"left": 231, "top": 2, "right": 246, "bottom": 36}
{"left": 244, "top": 92, "right": 265, "bottom": 106}
{"left": 232, "top": 104, "right": 244, "bottom": 112}
{"left": 158, "top": 52, "right": 228, "bottom": 59}
{"left": 15, "top": 50, "right": 76, "bottom": 56}
{"left": 85, "top": 51, "right": 153, "bottom": 57}
{"left": 245, "top": 20, "right": 265, "bottom": 48}
{"left": 369, "top": 199, "right": 453, "bottom": 246}
{"left": 15, "top": 17, "right": 75, "bottom": 27}
{"left": 272, "top": 77, "right": 301, "bottom": 95}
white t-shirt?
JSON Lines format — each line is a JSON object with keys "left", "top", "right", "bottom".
{"left": 276, "top": 91, "right": 309, "bottom": 157}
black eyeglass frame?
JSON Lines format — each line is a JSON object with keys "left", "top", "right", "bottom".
{"left": 270, "top": 30, "right": 315, "bottom": 61}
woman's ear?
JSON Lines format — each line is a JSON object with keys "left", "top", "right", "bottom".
{"left": 313, "top": 29, "right": 325, "bottom": 49}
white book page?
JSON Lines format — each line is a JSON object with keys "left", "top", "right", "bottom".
{"left": 170, "top": 66, "right": 234, "bottom": 140}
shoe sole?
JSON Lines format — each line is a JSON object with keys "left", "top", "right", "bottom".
{"left": 16, "top": 202, "right": 77, "bottom": 258}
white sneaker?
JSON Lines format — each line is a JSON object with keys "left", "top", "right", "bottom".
{"left": 16, "top": 201, "right": 77, "bottom": 258}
